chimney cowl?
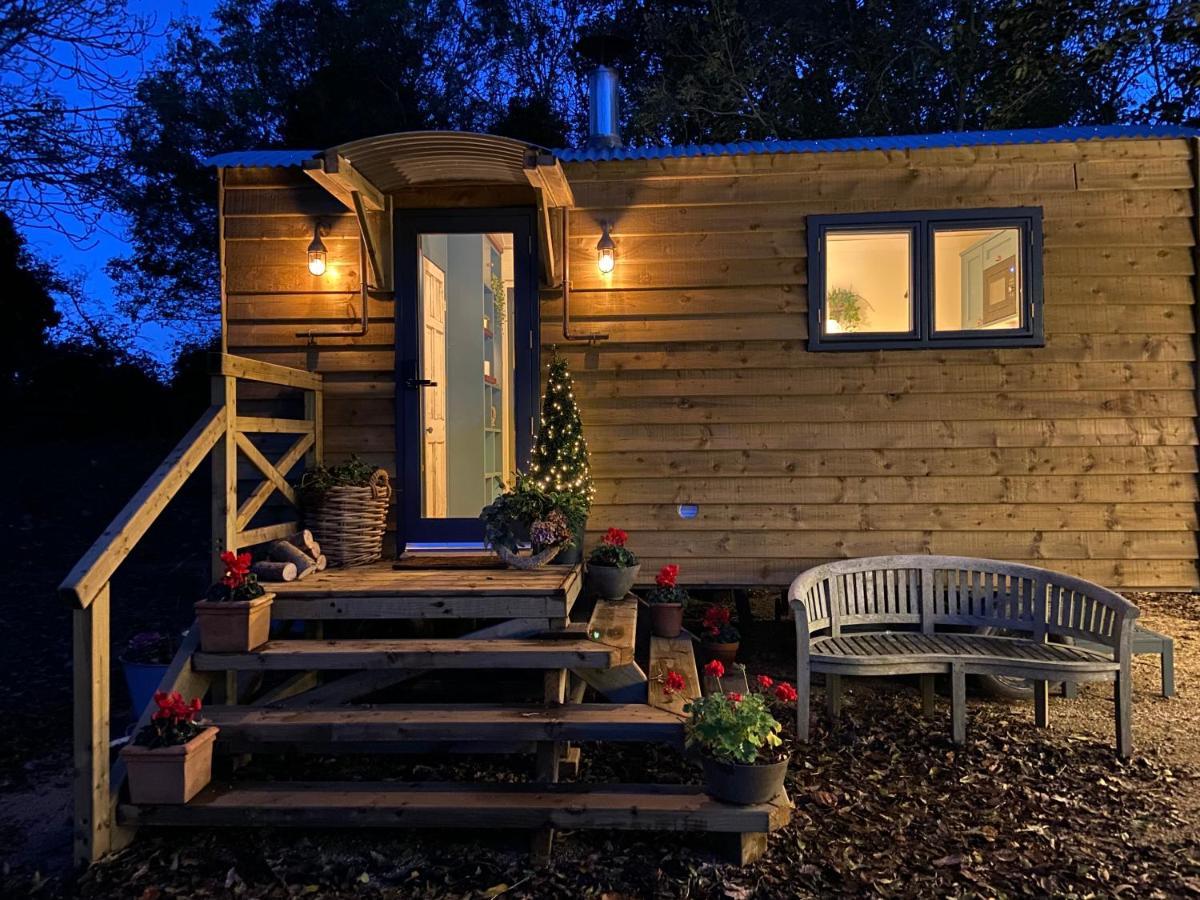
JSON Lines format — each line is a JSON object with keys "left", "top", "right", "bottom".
{"left": 587, "top": 65, "right": 621, "bottom": 150}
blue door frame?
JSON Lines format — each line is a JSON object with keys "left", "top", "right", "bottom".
{"left": 393, "top": 208, "right": 539, "bottom": 552}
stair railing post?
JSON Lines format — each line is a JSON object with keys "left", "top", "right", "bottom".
{"left": 211, "top": 372, "right": 237, "bottom": 581}
{"left": 305, "top": 381, "right": 324, "bottom": 469}
{"left": 73, "top": 581, "right": 112, "bottom": 866}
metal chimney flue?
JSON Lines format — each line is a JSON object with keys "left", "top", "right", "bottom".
{"left": 576, "top": 34, "right": 630, "bottom": 150}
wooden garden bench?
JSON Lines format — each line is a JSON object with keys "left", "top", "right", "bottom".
{"left": 789, "top": 556, "right": 1140, "bottom": 757}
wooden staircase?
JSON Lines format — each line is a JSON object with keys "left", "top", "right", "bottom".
{"left": 117, "top": 562, "right": 792, "bottom": 864}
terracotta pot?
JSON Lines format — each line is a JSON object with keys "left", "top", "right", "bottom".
{"left": 701, "top": 754, "right": 789, "bottom": 805}
{"left": 587, "top": 562, "right": 640, "bottom": 600}
{"left": 649, "top": 602, "right": 684, "bottom": 638}
{"left": 703, "top": 640, "right": 740, "bottom": 665}
{"left": 121, "top": 726, "right": 219, "bottom": 805}
{"left": 194, "top": 593, "right": 274, "bottom": 653}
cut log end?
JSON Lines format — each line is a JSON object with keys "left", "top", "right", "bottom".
{"left": 251, "top": 561, "right": 298, "bottom": 583}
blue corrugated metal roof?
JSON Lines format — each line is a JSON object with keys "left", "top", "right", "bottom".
{"left": 207, "top": 124, "right": 1196, "bottom": 168}
{"left": 554, "top": 124, "right": 1198, "bottom": 162}
{"left": 207, "top": 149, "right": 317, "bottom": 167}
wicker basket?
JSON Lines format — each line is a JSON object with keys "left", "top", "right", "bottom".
{"left": 305, "top": 468, "right": 391, "bottom": 567}
{"left": 493, "top": 543, "right": 565, "bottom": 570}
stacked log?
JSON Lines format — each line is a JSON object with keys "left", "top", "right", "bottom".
{"left": 252, "top": 532, "right": 328, "bottom": 581}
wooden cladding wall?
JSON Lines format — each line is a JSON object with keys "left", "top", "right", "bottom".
{"left": 555, "top": 139, "right": 1200, "bottom": 590}
{"left": 222, "top": 138, "right": 1200, "bottom": 589}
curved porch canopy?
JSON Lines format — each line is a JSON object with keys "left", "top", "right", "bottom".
{"left": 301, "top": 131, "right": 574, "bottom": 289}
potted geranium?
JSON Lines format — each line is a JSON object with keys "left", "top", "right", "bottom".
{"left": 120, "top": 631, "right": 180, "bottom": 716}
{"left": 194, "top": 551, "right": 274, "bottom": 652}
{"left": 121, "top": 690, "right": 218, "bottom": 804}
{"left": 684, "top": 690, "right": 788, "bottom": 805}
{"left": 700, "top": 603, "right": 740, "bottom": 665}
{"left": 586, "top": 527, "right": 640, "bottom": 599}
{"left": 645, "top": 564, "right": 688, "bottom": 638}
{"left": 480, "top": 475, "right": 589, "bottom": 570}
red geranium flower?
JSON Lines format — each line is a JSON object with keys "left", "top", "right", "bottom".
{"left": 220, "top": 550, "right": 252, "bottom": 589}
{"left": 704, "top": 659, "right": 725, "bottom": 679}
{"left": 602, "top": 527, "right": 628, "bottom": 547}
{"left": 655, "top": 564, "right": 679, "bottom": 588}
{"left": 662, "top": 670, "right": 685, "bottom": 695}
{"left": 756, "top": 674, "right": 774, "bottom": 690}
{"left": 726, "top": 692, "right": 743, "bottom": 703}
{"left": 774, "top": 682, "right": 798, "bottom": 703}
{"left": 702, "top": 604, "right": 731, "bottom": 636}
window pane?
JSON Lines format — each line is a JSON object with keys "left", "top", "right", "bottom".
{"left": 934, "top": 227, "right": 1022, "bottom": 331}
{"left": 823, "top": 230, "right": 912, "bottom": 335}
{"left": 417, "top": 233, "right": 516, "bottom": 519}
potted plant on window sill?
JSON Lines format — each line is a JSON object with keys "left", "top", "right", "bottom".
{"left": 684, "top": 690, "right": 788, "bottom": 805}
{"left": 121, "top": 690, "right": 218, "bottom": 805}
{"left": 194, "top": 551, "right": 274, "bottom": 653}
{"left": 586, "top": 527, "right": 640, "bottom": 599}
{"left": 646, "top": 564, "right": 688, "bottom": 638}
{"left": 700, "top": 603, "right": 740, "bottom": 665}
{"left": 120, "top": 631, "right": 181, "bottom": 716}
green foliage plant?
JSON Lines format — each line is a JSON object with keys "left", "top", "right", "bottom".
{"left": 684, "top": 691, "right": 784, "bottom": 765}
{"left": 826, "top": 286, "right": 868, "bottom": 332}
{"left": 481, "top": 473, "right": 588, "bottom": 552}
{"left": 299, "top": 455, "right": 377, "bottom": 498}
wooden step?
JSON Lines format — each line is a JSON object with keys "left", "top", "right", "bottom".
{"left": 120, "top": 781, "right": 792, "bottom": 835}
{"left": 205, "top": 703, "right": 685, "bottom": 750}
{"left": 648, "top": 635, "right": 702, "bottom": 716}
{"left": 573, "top": 598, "right": 647, "bottom": 702}
{"left": 193, "top": 638, "right": 626, "bottom": 672}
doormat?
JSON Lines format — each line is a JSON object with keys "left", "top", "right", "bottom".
{"left": 392, "top": 554, "right": 506, "bottom": 570}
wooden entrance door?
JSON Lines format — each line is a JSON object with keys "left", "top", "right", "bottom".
{"left": 420, "top": 257, "right": 448, "bottom": 518}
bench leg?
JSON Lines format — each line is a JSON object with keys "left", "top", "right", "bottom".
{"left": 796, "top": 672, "right": 811, "bottom": 742}
{"left": 1114, "top": 672, "right": 1133, "bottom": 759}
{"left": 1062, "top": 681, "right": 1078, "bottom": 699}
{"left": 1033, "top": 680, "right": 1049, "bottom": 728}
{"left": 825, "top": 674, "right": 842, "bottom": 726}
{"left": 1161, "top": 643, "right": 1175, "bottom": 698}
{"left": 920, "top": 675, "right": 935, "bottom": 717}
{"left": 950, "top": 666, "right": 966, "bottom": 746}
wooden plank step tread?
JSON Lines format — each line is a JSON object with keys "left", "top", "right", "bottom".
{"left": 648, "top": 635, "right": 701, "bottom": 716}
{"left": 573, "top": 599, "right": 647, "bottom": 703}
{"left": 120, "top": 781, "right": 792, "bottom": 833}
{"left": 205, "top": 703, "right": 685, "bottom": 747}
{"left": 193, "top": 638, "right": 624, "bottom": 672}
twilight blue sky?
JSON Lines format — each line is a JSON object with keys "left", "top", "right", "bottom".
{"left": 28, "top": 0, "right": 219, "bottom": 364}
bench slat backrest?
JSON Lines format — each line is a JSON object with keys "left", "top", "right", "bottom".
{"left": 790, "top": 555, "right": 1138, "bottom": 652}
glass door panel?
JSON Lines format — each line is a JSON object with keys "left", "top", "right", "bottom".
{"left": 416, "top": 232, "right": 517, "bottom": 520}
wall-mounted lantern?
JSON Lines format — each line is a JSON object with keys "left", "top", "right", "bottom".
{"left": 307, "top": 222, "right": 328, "bottom": 276}
{"left": 596, "top": 220, "right": 615, "bottom": 274}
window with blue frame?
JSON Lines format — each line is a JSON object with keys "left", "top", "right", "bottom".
{"left": 807, "top": 208, "right": 1044, "bottom": 351}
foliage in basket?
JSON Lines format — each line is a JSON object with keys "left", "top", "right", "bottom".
{"left": 204, "top": 551, "right": 265, "bottom": 603}
{"left": 645, "top": 564, "right": 689, "bottom": 604}
{"left": 684, "top": 690, "right": 784, "bottom": 765}
{"left": 299, "top": 455, "right": 377, "bottom": 500}
{"left": 481, "top": 474, "right": 589, "bottom": 552}
{"left": 701, "top": 603, "right": 740, "bottom": 643}
{"left": 588, "top": 527, "right": 638, "bottom": 568}
{"left": 123, "top": 631, "right": 180, "bottom": 665}
{"left": 134, "top": 691, "right": 207, "bottom": 749}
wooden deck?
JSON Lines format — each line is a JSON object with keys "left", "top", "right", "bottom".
{"left": 268, "top": 560, "right": 582, "bottom": 621}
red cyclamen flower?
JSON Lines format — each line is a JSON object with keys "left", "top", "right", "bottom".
{"left": 756, "top": 674, "right": 774, "bottom": 690}
{"left": 726, "top": 692, "right": 743, "bottom": 703}
{"left": 774, "top": 682, "right": 798, "bottom": 703}
{"left": 704, "top": 659, "right": 725, "bottom": 679}
{"left": 220, "top": 550, "right": 252, "bottom": 588}
{"left": 655, "top": 564, "right": 679, "bottom": 588}
{"left": 602, "top": 527, "right": 628, "bottom": 547}
{"left": 663, "top": 670, "right": 685, "bottom": 695}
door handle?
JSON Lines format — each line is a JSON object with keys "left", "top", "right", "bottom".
{"left": 406, "top": 378, "right": 438, "bottom": 388}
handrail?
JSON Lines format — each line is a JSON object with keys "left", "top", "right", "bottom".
{"left": 58, "top": 405, "right": 228, "bottom": 610}
{"left": 62, "top": 353, "right": 323, "bottom": 866}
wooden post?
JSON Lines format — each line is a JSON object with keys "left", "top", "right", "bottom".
{"left": 211, "top": 374, "right": 237, "bottom": 580}
{"left": 305, "top": 383, "right": 324, "bottom": 468}
{"left": 532, "top": 668, "right": 567, "bottom": 862}
{"left": 73, "top": 582, "right": 112, "bottom": 866}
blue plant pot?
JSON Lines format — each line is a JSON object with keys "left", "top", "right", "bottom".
{"left": 121, "top": 660, "right": 168, "bottom": 716}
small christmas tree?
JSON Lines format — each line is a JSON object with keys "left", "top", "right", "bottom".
{"left": 529, "top": 351, "right": 594, "bottom": 504}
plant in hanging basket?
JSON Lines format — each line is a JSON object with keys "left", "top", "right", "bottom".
{"left": 480, "top": 474, "right": 587, "bottom": 569}
{"left": 645, "top": 564, "right": 688, "bottom": 637}
{"left": 194, "top": 551, "right": 274, "bottom": 653}
{"left": 120, "top": 690, "right": 219, "bottom": 804}
{"left": 700, "top": 603, "right": 741, "bottom": 665}
{"left": 586, "top": 527, "right": 641, "bottom": 600}
{"left": 684, "top": 690, "right": 789, "bottom": 805}
{"left": 300, "top": 456, "right": 391, "bottom": 567}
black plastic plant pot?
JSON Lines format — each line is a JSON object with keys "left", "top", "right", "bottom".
{"left": 701, "top": 755, "right": 789, "bottom": 805}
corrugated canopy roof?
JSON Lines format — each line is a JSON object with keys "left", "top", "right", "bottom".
{"left": 327, "top": 131, "right": 549, "bottom": 188}
{"left": 206, "top": 124, "right": 1198, "bottom": 170}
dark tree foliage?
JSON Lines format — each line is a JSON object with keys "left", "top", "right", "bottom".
{"left": 0, "top": 211, "right": 63, "bottom": 395}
